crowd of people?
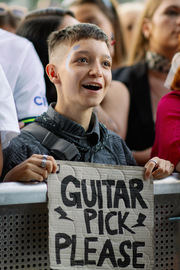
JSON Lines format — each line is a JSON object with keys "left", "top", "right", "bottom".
{"left": 0, "top": 0, "right": 179, "bottom": 183}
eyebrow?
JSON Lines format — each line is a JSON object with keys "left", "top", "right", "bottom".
{"left": 165, "top": 5, "right": 180, "bottom": 9}
{"left": 73, "top": 50, "right": 111, "bottom": 59}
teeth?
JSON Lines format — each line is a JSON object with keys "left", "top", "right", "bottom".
{"left": 82, "top": 83, "right": 101, "bottom": 91}
{"left": 85, "top": 83, "right": 100, "bottom": 87}
{"left": 83, "top": 83, "right": 102, "bottom": 91}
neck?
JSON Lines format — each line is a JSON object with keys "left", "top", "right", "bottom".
{"left": 145, "top": 51, "right": 171, "bottom": 73}
{"left": 55, "top": 103, "right": 93, "bottom": 131}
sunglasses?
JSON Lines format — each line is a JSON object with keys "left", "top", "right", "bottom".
{"left": 0, "top": 5, "right": 26, "bottom": 18}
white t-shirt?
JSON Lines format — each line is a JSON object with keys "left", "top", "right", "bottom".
{"left": 0, "top": 29, "right": 48, "bottom": 123}
{"left": 0, "top": 65, "right": 20, "bottom": 149}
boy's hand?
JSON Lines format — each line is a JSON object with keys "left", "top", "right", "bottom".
{"left": 144, "top": 157, "right": 174, "bottom": 180}
{"left": 3, "top": 154, "right": 57, "bottom": 182}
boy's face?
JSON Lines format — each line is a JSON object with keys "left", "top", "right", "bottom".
{"left": 50, "top": 38, "right": 112, "bottom": 115}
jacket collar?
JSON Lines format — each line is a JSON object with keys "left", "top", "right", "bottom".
{"left": 46, "top": 103, "right": 100, "bottom": 144}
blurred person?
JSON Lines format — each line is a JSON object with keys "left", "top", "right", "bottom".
{"left": 151, "top": 52, "right": 180, "bottom": 172}
{"left": 112, "top": 0, "right": 180, "bottom": 165}
{"left": 16, "top": 7, "right": 79, "bottom": 105}
{"left": 0, "top": 3, "right": 27, "bottom": 33}
{"left": 68, "top": 0, "right": 126, "bottom": 70}
{"left": 16, "top": 7, "right": 129, "bottom": 139}
{"left": 0, "top": 28, "right": 48, "bottom": 127}
{"left": 1, "top": 23, "right": 174, "bottom": 182}
{"left": 0, "top": 64, "right": 20, "bottom": 176}
{"left": 117, "top": 1, "right": 144, "bottom": 55}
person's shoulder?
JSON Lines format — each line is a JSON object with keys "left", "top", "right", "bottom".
{"left": 158, "top": 90, "right": 180, "bottom": 111}
{"left": 160, "top": 90, "right": 180, "bottom": 103}
{"left": 112, "top": 62, "right": 147, "bottom": 81}
{"left": 110, "top": 79, "right": 128, "bottom": 92}
{"left": 168, "top": 90, "right": 180, "bottom": 98}
{"left": 4, "top": 127, "right": 41, "bottom": 151}
{"left": 0, "top": 28, "right": 28, "bottom": 42}
{"left": 106, "top": 128, "right": 137, "bottom": 166}
{"left": 0, "top": 28, "right": 32, "bottom": 49}
{"left": 106, "top": 129, "right": 126, "bottom": 154}
{"left": 106, "top": 127, "right": 133, "bottom": 149}
{"left": 106, "top": 128, "right": 125, "bottom": 145}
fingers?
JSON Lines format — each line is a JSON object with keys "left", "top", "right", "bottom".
{"left": 144, "top": 157, "right": 174, "bottom": 180}
{"left": 4, "top": 154, "right": 58, "bottom": 183}
{"left": 144, "top": 157, "right": 159, "bottom": 180}
{"left": 20, "top": 168, "right": 46, "bottom": 182}
{"left": 152, "top": 160, "right": 174, "bottom": 180}
{"left": 151, "top": 159, "right": 166, "bottom": 179}
{"left": 3, "top": 160, "right": 47, "bottom": 183}
{"left": 30, "top": 154, "right": 57, "bottom": 174}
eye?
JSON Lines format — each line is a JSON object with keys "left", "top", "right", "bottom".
{"left": 165, "top": 9, "right": 179, "bottom": 16}
{"left": 77, "top": 57, "right": 88, "bottom": 63}
{"left": 102, "top": 61, "right": 111, "bottom": 68}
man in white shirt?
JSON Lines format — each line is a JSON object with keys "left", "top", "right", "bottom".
{"left": 0, "top": 65, "right": 20, "bottom": 175}
{"left": 0, "top": 28, "right": 48, "bottom": 125}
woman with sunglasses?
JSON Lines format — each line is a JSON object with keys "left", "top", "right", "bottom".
{"left": 0, "top": 3, "right": 27, "bottom": 33}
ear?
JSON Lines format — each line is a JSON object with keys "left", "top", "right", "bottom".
{"left": 46, "top": 64, "right": 61, "bottom": 84}
{"left": 142, "top": 18, "right": 152, "bottom": 39}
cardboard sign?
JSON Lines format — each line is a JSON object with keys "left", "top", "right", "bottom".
{"left": 48, "top": 161, "right": 154, "bottom": 269}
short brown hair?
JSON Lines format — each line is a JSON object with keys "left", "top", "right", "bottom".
{"left": 47, "top": 23, "right": 109, "bottom": 59}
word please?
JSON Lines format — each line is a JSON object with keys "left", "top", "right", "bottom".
{"left": 55, "top": 234, "right": 145, "bottom": 268}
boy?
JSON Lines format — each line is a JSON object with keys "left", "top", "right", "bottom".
{"left": 1, "top": 23, "right": 174, "bottom": 182}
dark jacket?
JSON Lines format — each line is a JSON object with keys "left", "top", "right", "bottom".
{"left": 1, "top": 104, "right": 136, "bottom": 180}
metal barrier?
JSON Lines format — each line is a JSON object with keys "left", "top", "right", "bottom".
{"left": 0, "top": 173, "right": 180, "bottom": 270}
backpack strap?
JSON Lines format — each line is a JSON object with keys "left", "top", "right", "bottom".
{"left": 22, "top": 122, "right": 79, "bottom": 161}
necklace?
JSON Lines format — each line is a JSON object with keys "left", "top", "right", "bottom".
{"left": 145, "top": 51, "right": 171, "bottom": 73}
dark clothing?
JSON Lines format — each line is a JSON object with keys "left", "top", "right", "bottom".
{"left": 112, "top": 62, "right": 155, "bottom": 151}
{"left": 1, "top": 104, "right": 136, "bottom": 180}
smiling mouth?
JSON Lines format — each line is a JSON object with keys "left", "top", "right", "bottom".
{"left": 82, "top": 83, "right": 102, "bottom": 91}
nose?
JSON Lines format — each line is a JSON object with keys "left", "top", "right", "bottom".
{"left": 89, "top": 61, "right": 103, "bottom": 77}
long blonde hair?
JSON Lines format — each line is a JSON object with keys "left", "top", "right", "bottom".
{"left": 127, "top": 0, "right": 163, "bottom": 65}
